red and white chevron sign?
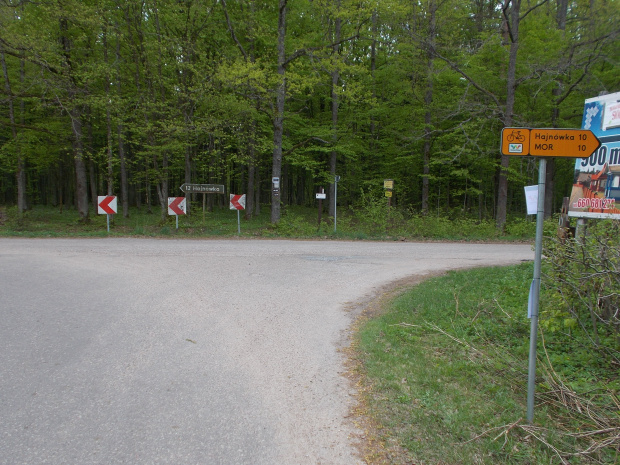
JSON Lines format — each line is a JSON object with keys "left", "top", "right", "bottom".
{"left": 97, "top": 196, "right": 117, "bottom": 214}
{"left": 168, "top": 197, "right": 186, "bottom": 215}
{"left": 229, "top": 194, "right": 246, "bottom": 210}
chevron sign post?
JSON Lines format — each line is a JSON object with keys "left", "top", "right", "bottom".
{"left": 168, "top": 197, "right": 186, "bottom": 230}
{"left": 98, "top": 195, "right": 117, "bottom": 214}
{"left": 97, "top": 196, "right": 117, "bottom": 232}
{"left": 229, "top": 194, "right": 246, "bottom": 211}
{"left": 229, "top": 194, "right": 246, "bottom": 235}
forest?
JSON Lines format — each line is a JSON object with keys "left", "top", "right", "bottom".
{"left": 0, "top": 0, "right": 618, "bottom": 228}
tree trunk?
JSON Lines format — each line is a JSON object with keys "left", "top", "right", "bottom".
{"left": 328, "top": 4, "right": 341, "bottom": 218}
{"left": 254, "top": 166, "right": 261, "bottom": 216}
{"left": 271, "top": 0, "right": 287, "bottom": 224}
{"left": 544, "top": 0, "right": 569, "bottom": 218}
{"left": 245, "top": 119, "right": 256, "bottom": 220}
{"left": 17, "top": 52, "right": 26, "bottom": 212}
{"left": 421, "top": 0, "right": 436, "bottom": 215}
{"left": 546, "top": 85, "right": 563, "bottom": 218}
{"left": 369, "top": 9, "right": 377, "bottom": 146}
{"left": 103, "top": 29, "right": 114, "bottom": 196}
{"left": 153, "top": 150, "right": 169, "bottom": 222}
{"left": 88, "top": 158, "right": 97, "bottom": 206}
{"left": 496, "top": 0, "right": 521, "bottom": 231}
{"left": 118, "top": 123, "right": 129, "bottom": 217}
{"left": 70, "top": 106, "right": 90, "bottom": 222}
{"left": 112, "top": 23, "right": 129, "bottom": 218}
{"left": 106, "top": 106, "right": 114, "bottom": 195}
{"left": 556, "top": 0, "right": 568, "bottom": 30}
{"left": 60, "top": 17, "right": 89, "bottom": 222}
{"left": 1, "top": 49, "right": 26, "bottom": 213}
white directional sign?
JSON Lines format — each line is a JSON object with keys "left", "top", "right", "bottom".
{"left": 180, "top": 183, "right": 224, "bottom": 194}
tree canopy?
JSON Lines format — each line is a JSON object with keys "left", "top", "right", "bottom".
{"left": 0, "top": 0, "right": 618, "bottom": 226}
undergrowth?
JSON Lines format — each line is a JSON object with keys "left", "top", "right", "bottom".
{"left": 357, "top": 258, "right": 619, "bottom": 464}
{"left": 0, "top": 200, "right": 537, "bottom": 241}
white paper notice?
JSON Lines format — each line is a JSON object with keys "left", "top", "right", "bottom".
{"left": 524, "top": 185, "right": 538, "bottom": 215}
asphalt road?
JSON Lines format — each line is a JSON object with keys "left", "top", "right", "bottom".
{"left": 0, "top": 238, "right": 533, "bottom": 464}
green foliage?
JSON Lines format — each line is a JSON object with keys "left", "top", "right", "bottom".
{"left": 541, "top": 220, "right": 620, "bottom": 377}
{"left": 349, "top": 190, "right": 404, "bottom": 236}
{"left": 357, "top": 262, "right": 619, "bottom": 464}
{"left": 406, "top": 215, "right": 500, "bottom": 239}
{"left": 0, "top": 205, "right": 536, "bottom": 242}
{"left": 504, "top": 217, "right": 537, "bottom": 238}
{"left": 1, "top": 0, "right": 618, "bottom": 223}
{"left": 270, "top": 210, "right": 319, "bottom": 237}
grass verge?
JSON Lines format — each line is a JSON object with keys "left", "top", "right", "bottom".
{"left": 0, "top": 204, "right": 538, "bottom": 241}
{"left": 352, "top": 264, "right": 619, "bottom": 464}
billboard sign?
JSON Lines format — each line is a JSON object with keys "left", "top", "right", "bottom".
{"left": 568, "top": 92, "right": 620, "bottom": 219}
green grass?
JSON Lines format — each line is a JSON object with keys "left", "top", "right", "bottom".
{"left": 355, "top": 264, "right": 619, "bottom": 464}
{"left": 0, "top": 204, "right": 538, "bottom": 241}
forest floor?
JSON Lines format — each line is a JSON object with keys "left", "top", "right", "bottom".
{"left": 0, "top": 204, "right": 538, "bottom": 242}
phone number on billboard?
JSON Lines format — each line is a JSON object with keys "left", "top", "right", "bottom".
{"left": 574, "top": 198, "right": 616, "bottom": 209}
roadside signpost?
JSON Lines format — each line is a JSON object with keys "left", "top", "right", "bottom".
{"left": 168, "top": 197, "right": 186, "bottom": 229}
{"left": 384, "top": 179, "right": 394, "bottom": 207}
{"left": 501, "top": 128, "right": 600, "bottom": 157}
{"left": 180, "top": 183, "right": 225, "bottom": 194}
{"left": 229, "top": 194, "right": 246, "bottom": 235}
{"left": 97, "top": 195, "right": 117, "bottom": 232}
{"left": 180, "top": 183, "right": 225, "bottom": 222}
{"left": 316, "top": 187, "right": 326, "bottom": 228}
{"left": 500, "top": 127, "right": 601, "bottom": 424}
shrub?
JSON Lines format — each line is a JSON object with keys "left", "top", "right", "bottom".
{"left": 272, "top": 213, "right": 317, "bottom": 237}
{"left": 350, "top": 190, "right": 405, "bottom": 236}
{"left": 541, "top": 220, "right": 620, "bottom": 374}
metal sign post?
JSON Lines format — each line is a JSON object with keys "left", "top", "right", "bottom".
{"left": 168, "top": 197, "right": 187, "bottom": 230}
{"left": 316, "top": 187, "right": 326, "bottom": 229}
{"left": 384, "top": 179, "right": 394, "bottom": 207}
{"left": 97, "top": 196, "right": 117, "bottom": 233}
{"left": 229, "top": 194, "right": 246, "bottom": 236}
{"left": 527, "top": 158, "right": 546, "bottom": 424}
{"left": 500, "top": 126, "right": 601, "bottom": 424}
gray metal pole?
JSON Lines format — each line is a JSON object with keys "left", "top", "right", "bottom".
{"left": 237, "top": 209, "right": 241, "bottom": 235}
{"left": 575, "top": 218, "right": 587, "bottom": 240}
{"left": 527, "top": 157, "right": 546, "bottom": 424}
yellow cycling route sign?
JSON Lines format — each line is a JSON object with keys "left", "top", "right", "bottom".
{"left": 501, "top": 127, "right": 600, "bottom": 158}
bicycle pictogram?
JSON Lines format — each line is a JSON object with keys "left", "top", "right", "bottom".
{"left": 507, "top": 130, "right": 526, "bottom": 143}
